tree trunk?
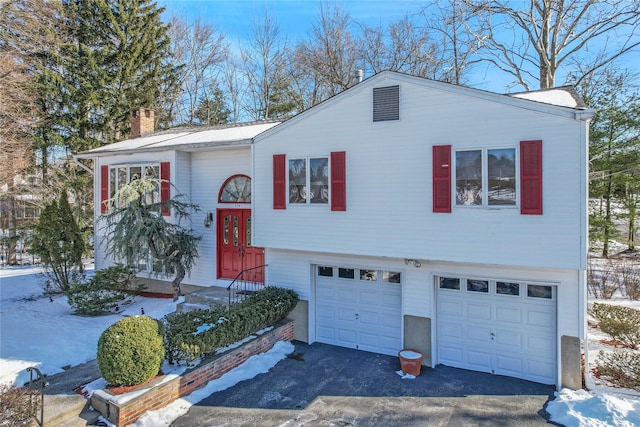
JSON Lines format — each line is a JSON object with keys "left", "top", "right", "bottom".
{"left": 171, "top": 263, "right": 186, "bottom": 301}
{"left": 7, "top": 194, "right": 17, "bottom": 265}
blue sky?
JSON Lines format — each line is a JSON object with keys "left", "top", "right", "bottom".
{"left": 157, "top": 0, "right": 639, "bottom": 94}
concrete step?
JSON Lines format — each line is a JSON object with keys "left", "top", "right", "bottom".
{"left": 42, "top": 393, "right": 92, "bottom": 426}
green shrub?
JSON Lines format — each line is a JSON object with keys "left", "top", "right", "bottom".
{"left": 164, "top": 286, "right": 298, "bottom": 364}
{"left": 97, "top": 316, "right": 165, "bottom": 387}
{"left": 0, "top": 383, "right": 36, "bottom": 427}
{"left": 595, "top": 350, "right": 640, "bottom": 391}
{"left": 66, "top": 264, "right": 144, "bottom": 315}
{"left": 589, "top": 302, "right": 640, "bottom": 349}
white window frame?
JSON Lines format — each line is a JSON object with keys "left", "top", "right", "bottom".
{"left": 287, "top": 156, "right": 330, "bottom": 206}
{"left": 109, "top": 163, "right": 160, "bottom": 209}
{"left": 454, "top": 146, "right": 519, "bottom": 208}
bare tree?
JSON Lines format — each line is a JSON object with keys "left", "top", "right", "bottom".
{"left": 357, "top": 13, "right": 443, "bottom": 79}
{"left": 169, "top": 15, "right": 228, "bottom": 125}
{"left": 239, "top": 8, "right": 293, "bottom": 120}
{"left": 296, "top": 2, "right": 359, "bottom": 99}
{"left": 467, "top": 0, "right": 640, "bottom": 90}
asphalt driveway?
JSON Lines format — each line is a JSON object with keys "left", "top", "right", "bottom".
{"left": 171, "top": 341, "right": 558, "bottom": 427}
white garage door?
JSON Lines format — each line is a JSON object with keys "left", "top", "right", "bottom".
{"left": 437, "top": 277, "right": 557, "bottom": 384}
{"left": 315, "top": 266, "right": 402, "bottom": 356}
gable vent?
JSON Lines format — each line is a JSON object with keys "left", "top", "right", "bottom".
{"left": 373, "top": 85, "right": 400, "bottom": 122}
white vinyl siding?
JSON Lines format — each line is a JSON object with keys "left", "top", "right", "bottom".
{"left": 185, "top": 148, "right": 252, "bottom": 287}
{"left": 254, "top": 75, "right": 587, "bottom": 271}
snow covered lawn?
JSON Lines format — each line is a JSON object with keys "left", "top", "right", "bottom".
{"left": 1, "top": 264, "right": 639, "bottom": 426}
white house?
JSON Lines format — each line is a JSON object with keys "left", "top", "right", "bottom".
{"left": 79, "top": 72, "right": 593, "bottom": 389}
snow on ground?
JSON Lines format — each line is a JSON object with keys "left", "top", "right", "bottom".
{"left": 1, "top": 265, "right": 639, "bottom": 426}
{"left": 0, "top": 264, "right": 181, "bottom": 386}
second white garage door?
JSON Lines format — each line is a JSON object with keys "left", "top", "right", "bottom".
{"left": 315, "top": 266, "right": 402, "bottom": 356}
{"left": 437, "top": 276, "right": 557, "bottom": 384}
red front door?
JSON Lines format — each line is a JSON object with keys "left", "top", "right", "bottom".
{"left": 217, "top": 209, "right": 264, "bottom": 281}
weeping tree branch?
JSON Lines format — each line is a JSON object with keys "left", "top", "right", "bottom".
{"left": 100, "top": 177, "right": 200, "bottom": 301}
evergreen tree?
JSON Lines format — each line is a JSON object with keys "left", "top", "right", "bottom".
{"left": 71, "top": 0, "right": 180, "bottom": 145}
{"left": 30, "top": 190, "right": 86, "bottom": 292}
{"left": 101, "top": 177, "right": 200, "bottom": 301}
{"left": 194, "top": 88, "right": 231, "bottom": 125}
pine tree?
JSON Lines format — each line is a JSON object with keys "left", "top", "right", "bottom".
{"left": 194, "top": 88, "right": 231, "bottom": 125}
{"left": 30, "top": 190, "right": 86, "bottom": 292}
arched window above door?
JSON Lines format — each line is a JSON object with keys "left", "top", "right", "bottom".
{"left": 219, "top": 174, "right": 251, "bottom": 203}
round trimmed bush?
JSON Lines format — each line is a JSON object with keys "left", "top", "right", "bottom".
{"left": 97, "top": 316, "right": 165, "bottom": 387}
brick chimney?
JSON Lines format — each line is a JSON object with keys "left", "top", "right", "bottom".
{"left": 130, "top": 108, "right": 154, "bottom": 138}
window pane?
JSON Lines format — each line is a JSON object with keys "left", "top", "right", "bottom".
{"left": 109, "top": 168, "right": 116, "bottom": 203}
{"left": 439, "top": 277, "right": 460, "bottom": 290}
{"left": 488, "top": 148, "right": 516, "bottom": 206}
{"left": 117, "top": 167, "right": 127, "bottom": 207}
{"left": 383, "top": 271, "right": 401, "bottom": 284}
{"left": 318, "top": 266, "right": 333, "bottom": 277}
{"left": 232, "top": 215, "right": 239, "bottom": 246}
{"left": 246, "top": 216, "right": 251, "bottom": 246}
{"left": 527, "top": 285, "right": 553, "bottom": 299}
{"left": 456, "top": 150, "right": 482, "bottom": 206}
{"left": 223, "top": 216, "right": 229, "bottom": 245}
{"left": 467, "top": 279, "right": 489, "bottom": 293}
{"left": 338, "top": 268, "right": 355, "bottom": 279}
{"left": 359, "top": 270, "right": 377, "bottom": 281}
{"left": 289, "top": 159, "right": 306, "bottom": 203}
{"left": 130, "top": 166, "right": 142, "bottom": 182}
{"left": 310, "top": 158, "right": 329, "bottom": 204}
{"left": 497, "top": 282, "right": 520, "bottom": 296}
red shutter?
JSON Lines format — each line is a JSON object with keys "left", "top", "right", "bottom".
{"left": 520, "top": 140, "right": 543, "bottom": 215}
{"left": 273, "top": 154, "right": 286, "bottom": 209}
{"left": 331, "top": 151, "right": 346, "bottom": 211}
{"left": 100, "top": 165, "right": 109, "bottom": 214}
{"left": 160, "top": 161, "right": 171, "bottom": 216}
{"left": 432, "top": 145, "right": 451, "bottom": 213}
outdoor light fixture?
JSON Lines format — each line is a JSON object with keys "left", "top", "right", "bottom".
{"left": 204, "top": 212, "right": 213, "bottom": 228}
{"left": 404, "top": 259, "right": 422, "bottom": 268}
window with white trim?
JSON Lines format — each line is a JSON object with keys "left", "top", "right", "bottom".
{"left": 109, "top": 164, "right": 160, "bottom": 209}
{"left": 289, "top": 157, "right": 329, "bottom": 204}
{"left": 455, "top": 148, "right": 516, "bottom": 207}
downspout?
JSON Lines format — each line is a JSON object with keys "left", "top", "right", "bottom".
{"left": 580, "top": 115, "right": 593, "bottom": 390}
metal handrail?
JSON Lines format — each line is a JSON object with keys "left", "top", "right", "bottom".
{"left": 227, "top": 264, "right": 267, "bottom": 307}
{"left": 26, "top": 366, "right": 48, "bottom": 426}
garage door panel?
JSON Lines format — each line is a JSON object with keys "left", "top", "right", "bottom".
{"left": 381, "top": 290, "right": 401, "bottom": 307}
{"left": 495, "top": 354, "right": 523, "bottom": 376}
{"left": 439, "top": 299, "right": 463, "bottom": 316}
{"left": 359, "top": 289, "right": 378, "bottom": 304}
{"left": 358, "top": 310, "right": 379, "bottom": 326}
{"left": 316, "top": 326, "right": 335, "bottom": 342}
{"left": 466, "top": 349, "right": 492, "bottom": 371}
{"left": 466, "top": 326, "right": 491, "bottom": 344}
{"left": 382, "top": 313, "right": 401, "bottom": 328}
{"left": 466, "top": 302, "right": 491, "bottom": 320}
{"left": 337, "top": 308, "right": 357, "bottom": 322}
{"left": 439, "top": 321, "right": 464, "bottom": 340}
{"left": 337, "top": 288, "right": 357, "bottom": 302}
{"left": 495, "top": 306, "right": 522, "bottom": 323}
{"left": 381, "top": 336, "right": 403, "bottom": 355}
{"left": 316, "top": 285, "right": 335, "bottom": 300}
{"left": 526, "top": 358, "right": 555, "bottom": 384}
{"left": 526, "top": 335, "right": 554, "bottom": 353}
{"left": 336, "top": 328, "right": 357, "bottom": 346}
{"left": 316, "top": 305, "right": 335, "bottom": 321}
{"left": 494, "top": 330, "right": 522, "bottom": 349}
{"left": 526, "top": 309, "right": 555, "bottom": 328}
{"left": 440, "top": 346, "right": 464, "bottom": 365}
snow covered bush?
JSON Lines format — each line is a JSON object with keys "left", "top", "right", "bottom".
{"left": 163, "top": 286, "right": 298, "bottom": 364}
{"left": 595, "top": 350, "right": 640, "bottom": 391}
{"left": 97, "top": 316, "right": 165, "bottom": 387}
{"left": 0, "top": 383, "right": 36, "bottom": 426}
{"left": 587, "top": 259, "right": 619, "bottom": 299}
{"left": 590, "top": 302, "right": 640, "bottom": 349}
{"left": 66, "top": 264, "right": 144, "bottom": 315}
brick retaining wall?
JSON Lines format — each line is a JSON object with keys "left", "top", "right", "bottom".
{"left": 92, "top": 320, "right": 294, "bottom": 426}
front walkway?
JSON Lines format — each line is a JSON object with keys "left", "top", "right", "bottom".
{"left": 172, "top": 341, "right": 557, "bottom": 426}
